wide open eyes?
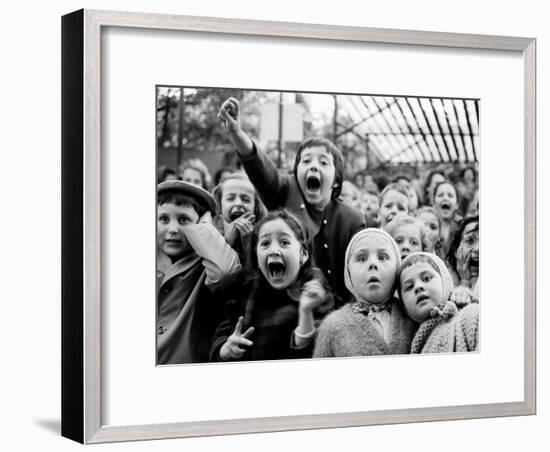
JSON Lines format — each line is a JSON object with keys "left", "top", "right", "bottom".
{"left": 378, "top": 252, "right": 390, "bottom": 261}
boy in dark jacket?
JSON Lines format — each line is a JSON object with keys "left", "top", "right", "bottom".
{"left": 218, "top": 97, "right": 365, "bottom": 305}
{"left": 157, "top": 180, "right": 241, "bottom": 364}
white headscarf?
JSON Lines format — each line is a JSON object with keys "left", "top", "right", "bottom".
{"left": 344, "top": 228, "right": 402, "bottom": 303}
{"left": 398, "top": 252, "right": 454, "bottom": 304}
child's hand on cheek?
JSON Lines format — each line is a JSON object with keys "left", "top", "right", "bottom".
{"left": 233, "top": 213, "right": 256, "bottom": 237}
{"left": 449, "top": 286, "right": 477, "bottom": 308}
{"left": 457, "top": 247, "right": 472, "bottom": 285}
{"left": 223, "top": 213, "right": 256, "bottom": 245}
{"left": 219, "top": 316, "right": 255, "bottom": 361}
{"left": 299, "top": 280, "right": 327, "bottom": 313}
{"left": 223, "top": 218, "right": 239, "bottom": 246}
{"left": 199, "top": 210, "right": 213, "bottom": 224}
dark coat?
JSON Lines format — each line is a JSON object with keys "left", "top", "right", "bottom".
{"left": 156, "top": 223, "right": 241, "bottom": 364}
{"left": 210, "top": 278, "right": 311, "bottom": 362}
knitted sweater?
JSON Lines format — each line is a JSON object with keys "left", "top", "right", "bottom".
{"left": 410, "top": 302, "right": 479, "bottom": 353}
{"left": 313, "top": 300, "right": 417, "bottom": 358}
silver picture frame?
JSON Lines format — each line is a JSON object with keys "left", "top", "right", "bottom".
{"left": 61, "top": 8, "right": 536, "bottom": 444}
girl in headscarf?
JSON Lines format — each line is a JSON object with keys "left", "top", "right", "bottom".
{"left": 399, "top": 252, "right": 479, "bottom": 354}
{"left": 313, "top": 228, "right": 417, "bottom": 358}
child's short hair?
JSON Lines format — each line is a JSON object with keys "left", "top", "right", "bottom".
{"left": 157, "top": 191, "right": 207, "bottom": 218}
{"left": 400, "top": 252, "right": 441, "bottom": 278}
{"left": 157, "top": 191, "right": 208, "bottom": 218}
{"left": 341, "top": 180, "right": 360, "bottom": 200}
{"left": 363, "top": 181, "right": 380, "bottom": 196}
{"left": 212, "top": 173, "right": 266, "bottom": 221}
{"left": 460, "top": 166, "right": 478, "bottom": 183}
{"left": 393, "top": 173, "right": 411, "bottom": 184}
{"left": 293, "top": 137, "right": 344, "bottom": 199}
{"left": 397, "top": 253, "right": 442, "bottom": 301}
{"left": 398, "top": 252, "right": 455, "bottom": 306}
{"left": 248, "top": 209, "right": 312, "bottom": 272}
{"left": 362, "top": 189, "right": 380, "bottom": 201}
{"left": 157, "top": 180, "right": 216, "bottom": 219}
{"left": 214, "top": 166, "right": 234, "bottom": 186}
{"left": 380, "top": 182, "right": 410, "bottom": 205}
{"left": 415, "top": 206, "right": 441, "bottom": 228}
{"left": 433, "top": 180, "right": 460, "bottom": 204}
{"left": 385, "top": 214, "right": 431, "bottom": 251}
{"left": 424, "top": 169, "right": 446, "bottom": 189}
{"left": 179, "top": 158, "right": 212, "bottom": 191}
{"left": 157, "top": 165, "right": 178, "bottom": 183}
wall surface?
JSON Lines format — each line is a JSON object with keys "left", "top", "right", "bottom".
{"left": 0, "top": 0, "right": 547, "bottom": 450}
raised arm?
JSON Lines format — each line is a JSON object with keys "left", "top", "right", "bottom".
{"left": 219, "top": 97, "right": 288, "bottom": 210}
{"left": 218, "top": 97, "right": 255, "bottom": 158}
{"left": 184, "top": 219, "right": 241, "bottom": 289}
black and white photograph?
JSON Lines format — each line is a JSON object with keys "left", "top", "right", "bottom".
{"left": 156, "top": 87, "right": 480, "bottom": 365}
{"left": 3, "top": 0, "right": 544, "bottom": 449}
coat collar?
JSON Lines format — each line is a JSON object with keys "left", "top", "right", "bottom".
{"left": 157, "top": 248, "right": 201, "bottom": 285}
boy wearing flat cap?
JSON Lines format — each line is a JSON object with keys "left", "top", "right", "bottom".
{"left": 157, "top": 180, "right": 241, "bottom": 364}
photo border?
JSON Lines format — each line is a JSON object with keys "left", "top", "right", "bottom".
{"left": 61, "top": 8, "right": 536, "bottom": 444}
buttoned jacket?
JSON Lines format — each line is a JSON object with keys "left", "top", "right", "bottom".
{"left": 156, "top": 223, "right": 241, "bottom": 364}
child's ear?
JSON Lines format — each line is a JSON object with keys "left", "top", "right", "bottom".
{"left": 300, "top": 247, "right": 309, "bottom": 265}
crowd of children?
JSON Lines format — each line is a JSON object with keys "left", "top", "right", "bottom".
{"left": 156, "top": 96, "right": 480, "bottom": 364}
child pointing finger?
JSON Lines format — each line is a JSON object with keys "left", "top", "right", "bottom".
{"left": 219, "top": 316, "right": 255, "bottom": 361}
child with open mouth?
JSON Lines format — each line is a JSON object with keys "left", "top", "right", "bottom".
{"left": 446, "top": 216, "right": 480, "bottom": 306}
{"left": 433, "top": 180, "right": 461, "bottom": 256}
{"left": 313, "top": 228, "right": 417, "bottom": 358}
{"left": 210, "top": 210, "right": 334, "bottom": 362}
{"left": 218, "top": 97, "right": 365, "bottom": 306}
{"left": 213, "top": 173, "right": 266, "bottom": 263}
{"left": 399, "top": 252, "right": 479, "bottom": 353}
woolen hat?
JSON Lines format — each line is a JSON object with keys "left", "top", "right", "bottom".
{"left": 157, "top": 180, "right": 216, "bottom": 214}
{"left": 398, "top": 252, "right": 454, "bottom": 303}
{"left": 344, "top": 227, "right": 402, "bottom": 302}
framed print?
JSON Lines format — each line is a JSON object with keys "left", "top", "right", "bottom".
{"left": 61, "top": 9, "right": 536, "bottom": 444}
